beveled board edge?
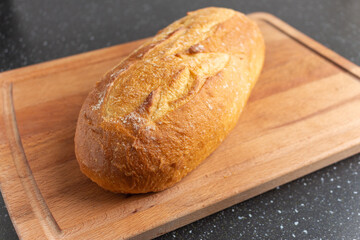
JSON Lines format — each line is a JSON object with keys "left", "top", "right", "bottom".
{"left": 0, "top": 12, "right": 359, "bottom": 240}
{"left": 249, "top": 12, "right": 360, "bottom": 78}
{"left": 1, "top": 81, "right": 61, "bottom": 239}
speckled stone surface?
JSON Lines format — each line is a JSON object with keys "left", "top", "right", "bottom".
{"left": 0, "top": 1, "right": 359, "bottom": 239}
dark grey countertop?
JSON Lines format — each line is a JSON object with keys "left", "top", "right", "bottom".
{"left": 1, "top": 0, "right": 359, "bottom": 239}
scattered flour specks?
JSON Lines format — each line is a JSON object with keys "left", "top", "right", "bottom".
{"left": 92, "top": 91, "right": 105, "bottom": 110}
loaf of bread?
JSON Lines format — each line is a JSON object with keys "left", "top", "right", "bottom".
{"left": 75, "top": 7, "right": 265, "bottom": 193}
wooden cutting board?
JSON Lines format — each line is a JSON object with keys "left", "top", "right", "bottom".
{"left": 1, "top": 13, "right": 360, "bottom": 240}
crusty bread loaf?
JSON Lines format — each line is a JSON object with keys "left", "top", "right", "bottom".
{"left": 74, "top": 7, "right": 265, "bottom": 193}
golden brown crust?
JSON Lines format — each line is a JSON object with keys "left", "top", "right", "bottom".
{"left": 74, "top": 7, "right": 265, "bottom": 193}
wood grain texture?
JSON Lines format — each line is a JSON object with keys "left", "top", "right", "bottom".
{"left": 1, "top": 13, "right": 360, "bottom": 240}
